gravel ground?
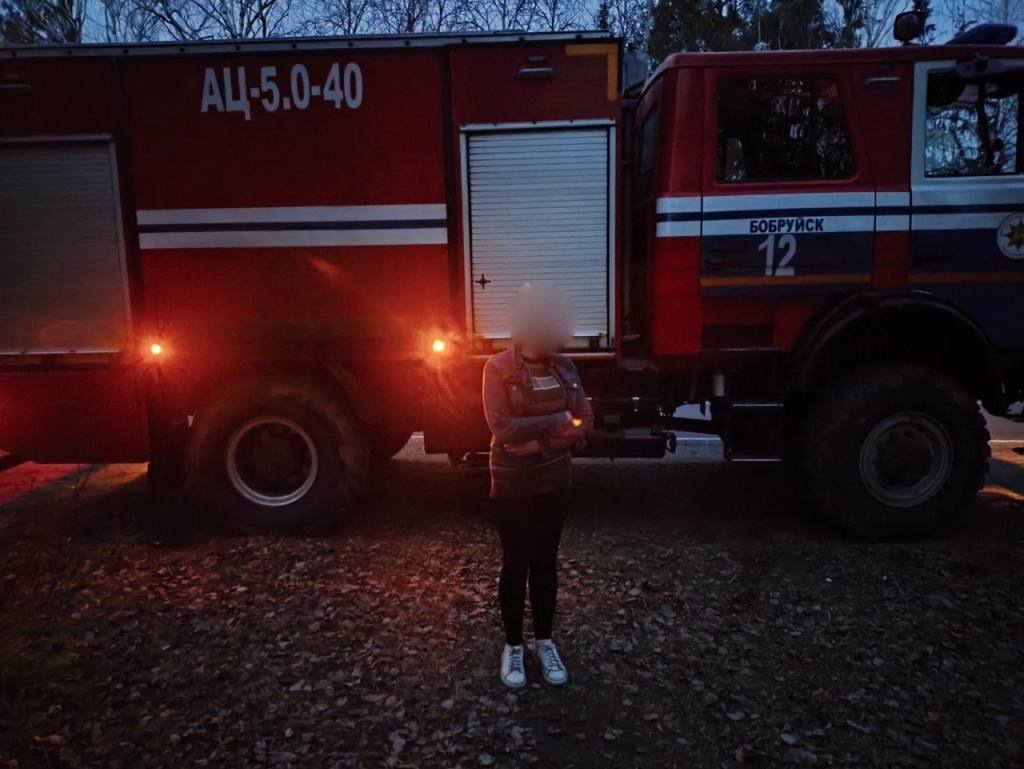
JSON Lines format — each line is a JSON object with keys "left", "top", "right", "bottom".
{"left": 0, "top": 429, "right": 1022, "bottom": 769}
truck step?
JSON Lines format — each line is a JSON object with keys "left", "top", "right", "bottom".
{"left": 573, "top": 428, "right": 670, "bottom": 459}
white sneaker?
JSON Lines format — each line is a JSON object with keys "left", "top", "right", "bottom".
{"left": 500, "top": 644, "right": 526, "bottom": 688}
{"left": 531, "top": 639, "right": 568, "bottom": 685}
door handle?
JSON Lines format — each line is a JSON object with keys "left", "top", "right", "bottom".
{"left": 865, "top": 76, "right": 901, "bottom": 90}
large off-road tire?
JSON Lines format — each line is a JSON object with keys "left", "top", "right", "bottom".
{"left": 147, "top": 449, "right": 186, "bottom": 496}
{"left": 798, "top": 364, "right": 989, "bottom": 540}
{"left": 368, "top": 422, "right": 413, "bottom": 464}
{"left": 145, "top": 376, "right": 188, "bottom": 496}
{"left": 186, "top": 374, "right": 369, "bottom": 535}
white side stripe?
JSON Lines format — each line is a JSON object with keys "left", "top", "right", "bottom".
{"left": 136, "top": 203, "right": 449, "bottom": 249}
{"left": 656, "top": 196, "right": 701, "bottom": 214}
{"left": 875, "top": 193, "right": 911, "bottom": 232}
{"left": 137, "top": 204, "right": 447, "bottom": 225}
{"left": 655, "top": 191, "right": 1024, "bottom": 236}
{"left": 656, "top": 221, "right": 700, "bottom": 237}
{"left": 702, "top": 191, "right": 874, "bottom": 212}
{"left": 656, "top": 196, "right": 701, "bottom": 237}
{"left": 657, "top": 192, "right": 880, "bottom": 238}
{"left": 911, "top": 187, "right": 1022, "bottom": 207}
{"left": 876, "top": 191, "right": 910, "bottom": 207}
{"left": 877, "top": 215, "right": 910, "bottom": 232}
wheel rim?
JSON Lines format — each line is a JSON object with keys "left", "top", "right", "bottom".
{"left": 858, "top": 411, "right": 953, "bottom": 508}
{"left": 226, "top": 417, "right": 319, "bottom": 507}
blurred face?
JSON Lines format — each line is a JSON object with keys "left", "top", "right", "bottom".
{"left": 508, "top": 283, "right": 576, "bottom": 357}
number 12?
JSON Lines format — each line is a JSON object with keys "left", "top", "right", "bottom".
{"left": 758, "top": 233, "right": 796, "bottom": 277}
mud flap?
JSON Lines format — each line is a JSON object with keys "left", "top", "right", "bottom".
{"left": 719, "top": 401, "right": 785, "bottom": 462}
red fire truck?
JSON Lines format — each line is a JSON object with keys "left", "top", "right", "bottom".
{"left": 1, "top": 20, "right": 1021, "bottom": 538}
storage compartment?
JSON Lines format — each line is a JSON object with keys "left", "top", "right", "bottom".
{"left": 462, "top": 123, "right": 615, "bottom": 352}
{"left": 0, "top": 141, "right": 130, "bottom": 355}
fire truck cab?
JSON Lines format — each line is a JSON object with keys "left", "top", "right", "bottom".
{"left": 618, "top": 25, "right": 1024, "bottom": 537}
{"left": 0, "top": 24, "right": 1021, "bottom": 539}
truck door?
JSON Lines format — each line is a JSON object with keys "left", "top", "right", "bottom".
{"left": 909, "top": 57, "right": 1024, "bottom": 349}
{"left": 699, "top": 65, "right": 873, "bottom": 348}
{"left": 460, "top": 121, "right": 616, "bottom": 353}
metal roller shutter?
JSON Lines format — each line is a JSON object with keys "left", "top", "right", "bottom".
{"left": 0, "top": 142, "right": 130, "bottom": 355}
{"left": 464, "top": 125, "right": 613, "bottom": 350}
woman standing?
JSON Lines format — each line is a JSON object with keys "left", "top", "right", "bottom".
{"left": 481, "top": 284, "right": 593, "bottom": 688}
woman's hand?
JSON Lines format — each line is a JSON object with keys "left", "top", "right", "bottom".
{"left": 547, "top": 419, "right": 585, "bottom": 450}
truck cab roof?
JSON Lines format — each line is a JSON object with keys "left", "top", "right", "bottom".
{"left": 647, "top": 42, "right": 1024, "bottom": 94}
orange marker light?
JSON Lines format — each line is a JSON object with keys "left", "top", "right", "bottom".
{"left": 149, "top": 342, "right": 164, "bottom": 356}
{"left": 571, "top": 417, "right": 583, "bottom": 428}
{"left": 431, "top": 338, "right": 447, "bottom": 354}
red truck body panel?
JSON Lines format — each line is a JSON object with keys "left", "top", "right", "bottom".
{"left": 0, "top": 34, "right": 620, "bottom": 462}
{"left": 127, "top": 49, "right": 451, "bottom": 359}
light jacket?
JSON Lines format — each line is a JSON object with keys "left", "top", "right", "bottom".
{"left": 482, "top": 345, "right": 594, "bottom": 499}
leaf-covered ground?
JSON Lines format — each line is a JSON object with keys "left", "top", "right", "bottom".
{"left": 1, "top": 440, "right": 1022, "bottom": 769}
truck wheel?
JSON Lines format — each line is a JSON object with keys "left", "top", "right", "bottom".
{"left": 145, "top": 380, "right": 188, "bottom": 496}
{"left": 799, "top": 364, "right": 989, "bottom": 540}
{"left": 368, "top": 423, "right": 413, "bottom": 463}
{"left": 186, "top": 375, "right": 369, "bottom": 534}
{"left": 147, "top": 450, "right": 186, "bottom": 495}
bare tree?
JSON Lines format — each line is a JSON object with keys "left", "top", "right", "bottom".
{"left": 97, "top": 0, "right": 161, "bottom": 40}
{"left": 827, "top": 0, "right": 905, "bottom": 47}
{"left": 535, "top": 0, "right": 586, "bottom": 30}
{"left": 131, "top": 0, "right": 210, "bottom": 38}
{"left": 305, "top": 0, "right": 374, "bottom": 34}
{"left": 1, "top": 0, "right": 88, "bottom": 42}
{"left": 421, "top": 0, "right": 468, "bottom": 31}
{"left": 200, "top": 0, "right": 297, "bottom": 37}
{"left": 593, "top": 0, "right": 650, "bottom": 48}
{"left": 461, "top": 0, "right": 541, "bottom": 30}
{"left": 860, "top": 0, "right": 905, "bottom": 46}
{"left": 943, "top": 0, "right": 1024, "bottom": 37}
{"left": 372, "top": 0, "right": 428, "bottom": 32}
{"left": 0, "top": 0, "right": 653, "bottom": 47}
{"left": 133, "top": 0, "right": 298, "bottom": 39}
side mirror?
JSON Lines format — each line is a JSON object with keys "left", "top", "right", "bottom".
{"left": 893, "top": 10, "right": 926, "bottom": 43}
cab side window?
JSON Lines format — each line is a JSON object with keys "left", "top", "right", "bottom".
{"left": 925, "top": 70, "right": 1022, "bottom": 177}
{"left": 716, "top": 76, "right": 855, "bottom": 183}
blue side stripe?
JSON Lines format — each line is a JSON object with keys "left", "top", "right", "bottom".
{"left": 656, "top": 206, "right": 912, "bottom": 223}
{"left": 703, "top": 206, "right": 877, "bottom": 220}
{"left": 656, "top": 203, "right": 1024, "bottom": 224}
{"left": 657, "top": 212, "right": 702, "bottom": 222}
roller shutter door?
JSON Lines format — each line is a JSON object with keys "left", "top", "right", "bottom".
{"left": 464, "top": 126, "right": 612, "bottom": 349}
{"left": 0, "top": 142, "right": 130, "bottom": 355}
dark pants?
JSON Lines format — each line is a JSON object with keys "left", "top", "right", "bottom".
{"left": 493, "top": 488, "right": 569, "bottom": 646}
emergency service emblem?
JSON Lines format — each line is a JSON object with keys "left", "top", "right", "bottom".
{"left": 996, "top": 213, "right": 1024, "bottom": 259}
